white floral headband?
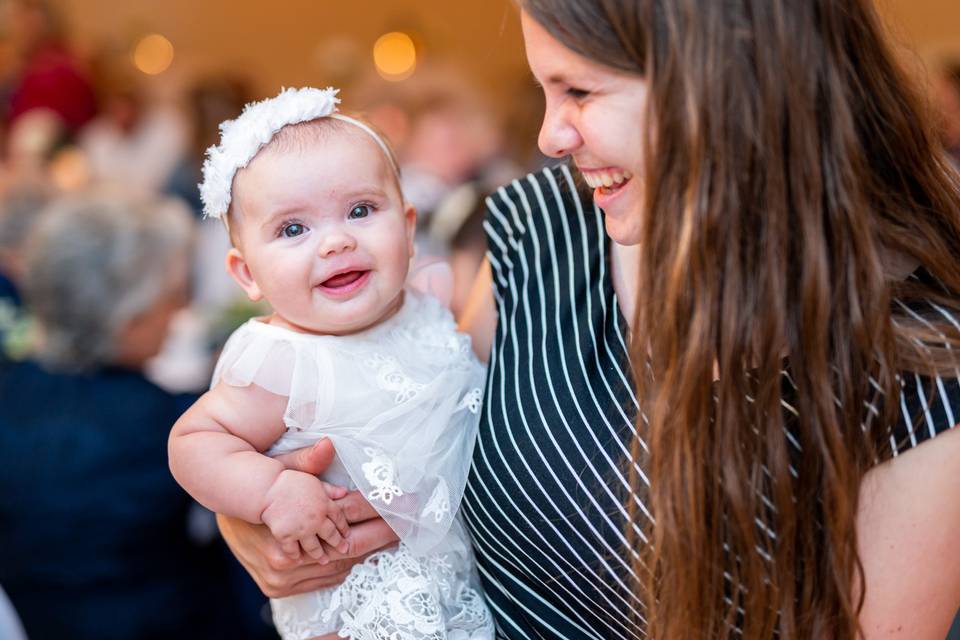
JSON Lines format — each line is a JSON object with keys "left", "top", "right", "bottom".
{"left": 199, "top": 86, "right": 400, "bottom": 221}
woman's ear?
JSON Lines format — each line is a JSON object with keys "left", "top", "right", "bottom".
{"left": 225, "top": 248, "right": 263, "bottom": 301}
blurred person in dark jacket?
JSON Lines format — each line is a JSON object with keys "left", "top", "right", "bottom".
{"left": 0, "top": 192, "right": 240, "bottom": 639}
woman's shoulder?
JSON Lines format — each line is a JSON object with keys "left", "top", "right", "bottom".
{"left": 484, "top": 163, "right": 590, "bottom": 236}
{"left": 886, "top": 269, "right": 960, "bottom": 458}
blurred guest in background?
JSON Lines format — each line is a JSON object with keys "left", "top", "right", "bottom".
{"left": 0, "top": 192, "right": 239, "bottom": 639}
{"left": 79, "top": 71, "right": 187, "bottom": 195}
{"left": 165, "top": 75, "right": 251, "bottom": 313}
{"left": 0, "top": 183, "right": 49, "bottom": 308}
{"left": 165, "top": 74, "right": 250, "bottom": 218}
{"left": 0, "top": 184, "right": 50, "bottom": 362}
{"left": 0, "top": 0, "right": 96, "bottom": 135}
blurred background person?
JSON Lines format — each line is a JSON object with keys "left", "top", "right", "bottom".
{"left": 0, "top": 184, "right": 50, "bottom": 362}
{"left": 0, "top": 0, "right": 96, "bottom": 136}
{"left": 0, "top": 192, "right": 241, "bottom": 639}
{"left": 0, "top": 183, "right": 48, "bottom": 309}
{"left": 77, "top": 68, "right": 186, "bottom": 196}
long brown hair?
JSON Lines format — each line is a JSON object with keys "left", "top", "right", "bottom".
{"left": 521, "top": 0, "right": 960, "bottom": 637}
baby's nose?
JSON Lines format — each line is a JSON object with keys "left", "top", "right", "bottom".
{"left": 318, "top": 232, "right": 356, "bottom": 257}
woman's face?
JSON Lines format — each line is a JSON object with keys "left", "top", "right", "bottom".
{"left": 522, "top": 11, "right": 650, "bottom": 245}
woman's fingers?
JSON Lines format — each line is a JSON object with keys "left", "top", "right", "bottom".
{"left": 337, "top": 490, "right": 381, "bottom": 523}
{"left": 261, "top": 562, "right": 355, "bottom": 598}
{"left": 330, "top": 500, "right": 350, "bottom": 539}
{"left": 324, "top": 516, "right": 399, "bottom": 560}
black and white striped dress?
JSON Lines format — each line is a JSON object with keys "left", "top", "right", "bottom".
{"left": 462, "top": 164, "right": 960, "bottom": 639}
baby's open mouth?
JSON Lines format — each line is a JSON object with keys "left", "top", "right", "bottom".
{"left": 320, "top": 270, "right": 369, "bottom": 290}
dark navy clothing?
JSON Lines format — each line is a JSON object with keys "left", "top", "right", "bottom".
{"left": 0, "top": 360, "right": 231, "bottom": 639}
{"left": 0, "top": 272, "right": 20, "bottom": 308}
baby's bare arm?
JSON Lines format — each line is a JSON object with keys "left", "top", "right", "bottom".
{"left": 168, "top": 382, "right": 291, "bottom": 522}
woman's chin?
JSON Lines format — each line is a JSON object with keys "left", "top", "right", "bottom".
{"left": 603, "top": 215, "right": 642, "bottom": 246}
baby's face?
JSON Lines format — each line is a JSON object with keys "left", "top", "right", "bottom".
{"left": 227, "top": 128, "right": 415, "bottom": 335}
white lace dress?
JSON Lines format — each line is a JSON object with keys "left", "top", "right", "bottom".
{"left": 211, "top": 289, "right": 494, "bottom": 640}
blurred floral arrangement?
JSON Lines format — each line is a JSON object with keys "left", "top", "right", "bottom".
{"left": 0, "top": 300, "right": 35, "bottom": 362}
{"left": 205, "top": 296, "right": 270, "bottom": 354}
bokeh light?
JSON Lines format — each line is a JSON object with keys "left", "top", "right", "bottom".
{"left": 373, "top": 32, "right": 416, "bottom": 82}
{"left": 132, "top": 34, "right": 174, "bottom": 75}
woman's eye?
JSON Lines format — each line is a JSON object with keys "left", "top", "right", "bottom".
{"left": 281, "top": 223, "right": 306, "bottom": 238}
{"left": 566, "top": 87, "right": 590, "bottom": 100}
{"left": 348, "top": 204, "right": 371, "bottom": 220}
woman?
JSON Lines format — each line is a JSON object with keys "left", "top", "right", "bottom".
{"left": 221, "top": 1, "right": 960, "bottom": 637}
{"left": 0, "top": 193, "right": 232, "bottom": 639}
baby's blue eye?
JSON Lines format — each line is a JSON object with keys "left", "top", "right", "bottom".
{"left": 281, "top": 223, "right": 306, "bottom": 238}
{"left": 348, "top": 204, "right": 371, "bottom": 220}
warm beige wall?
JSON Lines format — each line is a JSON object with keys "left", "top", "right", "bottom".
{"left": 50, "top": 0, "right": 528, "bottom": 102}
{"left": 48, "top": 0, "right": 960, "bottom": 100}
{"left": 877, "top": 0, "right": 960, "bottom": 58}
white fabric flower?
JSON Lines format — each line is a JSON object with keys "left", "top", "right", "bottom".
{"left": 199, "top": 86, "right": 340, "bottom": 219}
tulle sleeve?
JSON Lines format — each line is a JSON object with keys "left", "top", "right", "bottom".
{"left": 211, "top": 320, "right": 335, "bottom": 432}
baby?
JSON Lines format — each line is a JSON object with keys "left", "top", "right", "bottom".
{"left": 168, "top": 88, "right": 493, "bottom": 640}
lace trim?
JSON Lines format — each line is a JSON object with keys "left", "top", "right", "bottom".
{"left": 365, "top": 353, "right": 426, "bottom": 403}
{"left": 362, "top": 447, "right": 404, "bottom": 505}
{"left": 422, "top": 480, "right": 451, "bottom": 524}
{"left": 321, "top": 545, "right": 494, "bottom": 640}
{"left": 457, "top": 388, "right": 483, "bottom": 414}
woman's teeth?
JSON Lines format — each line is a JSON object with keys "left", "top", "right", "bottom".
{"left": 582, "top": 169, "right": 632, "bottom": 191}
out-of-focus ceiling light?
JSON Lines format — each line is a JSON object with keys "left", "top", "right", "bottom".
{"left": 133, "top": 34, "right": 174, "bottom": 75}
{"left": 373, "top": 31, "right": 416, "bottom": 82}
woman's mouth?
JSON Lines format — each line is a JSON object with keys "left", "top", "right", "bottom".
{"left": 316, "top": 269, "right": 370, "bottom": 296}
{"left": 581, "top": 168, "right": 633, "bottom": 196}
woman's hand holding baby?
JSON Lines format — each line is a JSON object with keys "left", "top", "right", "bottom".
{"left": 220, "top": 438, "right": 400, "bottom": 598}
{"left": 261, "top": 469, "right": 350, "bottom": 562}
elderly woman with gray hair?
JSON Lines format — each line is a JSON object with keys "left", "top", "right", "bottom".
{"left": 0, "top": 193, "right": 233, "bottom": 639}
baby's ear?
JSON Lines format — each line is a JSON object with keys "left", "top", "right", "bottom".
{"left": 225, "top": 248, "right": 263, "bottom": 301}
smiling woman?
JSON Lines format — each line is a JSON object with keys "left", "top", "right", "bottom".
{"left": 467, "top": 0, "right": 960, "bottom": 638}
{"left": 522, "top": 11, "right": 648, "bottom": 244}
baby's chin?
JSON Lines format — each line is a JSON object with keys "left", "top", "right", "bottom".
{"left": 272, "top": 295, "right": 406, "bottom": 336}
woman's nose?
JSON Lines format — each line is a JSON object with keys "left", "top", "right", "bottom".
{"left": 538, "top": 103, "right": 582, "bottom": 158}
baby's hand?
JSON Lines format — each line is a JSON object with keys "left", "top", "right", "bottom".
{"left": 261, "top": 470, "right": 350, "bottom": 563}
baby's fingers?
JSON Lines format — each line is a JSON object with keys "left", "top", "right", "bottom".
{"left": 299, "top": 535, "right": 328, "bottom": 563}
{"left": 321, "top": 481, "right": 349, "bottom": 500}
{"left": 317, "top": 518, "right": 349, "bottom": 555}
{"left": 279, "top": 538, "right": 302, "bottom": 560}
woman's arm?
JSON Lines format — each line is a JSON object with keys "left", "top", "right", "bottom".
{"left": 857, "top": 424, "right": 960, "bottom": 638}
{"left": 457, "top": 257, "right": 496, "bottom": 362}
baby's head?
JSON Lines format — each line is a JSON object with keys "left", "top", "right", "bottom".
{"left": 201, "top": 88, "right": 416, "bottom": 335}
